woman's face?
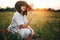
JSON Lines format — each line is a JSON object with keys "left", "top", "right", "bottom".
{"left": 21, "top": 6, "right": 27, "bottom": 12}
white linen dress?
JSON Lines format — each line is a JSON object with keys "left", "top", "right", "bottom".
{"left": 7, "top": 11, "right": 31, "bottom": 38}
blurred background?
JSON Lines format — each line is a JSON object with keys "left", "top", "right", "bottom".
{"left": 0, "top": 0, "right": 60, "bottom": 40}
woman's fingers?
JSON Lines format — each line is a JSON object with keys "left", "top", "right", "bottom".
{"left": 31, "top": 30, "right": 35, "bottom": 35}
{"left": 30, "top": 10, "right": 34, "bottom": 18}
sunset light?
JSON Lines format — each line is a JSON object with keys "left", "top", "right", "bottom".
{"left": 25, "top": 0, "right": 60, "bottom": 9}
{"left": 0, "top": 0, "right": 60, "bottom": 10}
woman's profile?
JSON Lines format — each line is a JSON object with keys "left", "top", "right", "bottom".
{"left": 6, "top": 1, "right": 35, "bottom": 40}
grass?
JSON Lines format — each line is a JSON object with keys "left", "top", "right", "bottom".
{"left": 0, "top": 11, "right": 60, "bottom": 40}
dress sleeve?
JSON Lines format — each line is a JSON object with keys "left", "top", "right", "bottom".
{"left": 24, "top": 16, "right": 28, "bottom": 23}
{"left": 14, "top": 14, "right": 24, "bottom": 26}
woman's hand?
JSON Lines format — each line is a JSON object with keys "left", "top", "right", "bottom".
{"left": 29, "top": 10, "right": 34, "bottom": 22}
{"left": 28, "top": 26, "right": 35, "bottom": 35}
{"left": 31, "top": 30, "right": 35, "bottom": 35}
{"left": 30, "top": 10, "right": 34, "bottom": 17}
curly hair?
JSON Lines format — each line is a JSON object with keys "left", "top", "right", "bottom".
{"left": 15, "top": 1, "right": 31, "bottom": 15}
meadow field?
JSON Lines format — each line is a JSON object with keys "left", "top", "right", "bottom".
{"left": 0, "top": 11, "right": 60, "bottom": 40}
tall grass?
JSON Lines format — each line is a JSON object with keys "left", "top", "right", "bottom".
{"left": 0, "top": 11, "right": 60, "bottom": 40}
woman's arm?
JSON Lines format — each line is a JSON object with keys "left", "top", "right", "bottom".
{"left": 19, "top": 17, "right": 32, "bottom": 29}
{"left": 28, "top": 26, "right": 34, "bottom": 31}
{"left": 28, "top": 26, "right": 35, "bottom": 35}
{"left": 19, "top": 11, "right": 33, "bottom": 29}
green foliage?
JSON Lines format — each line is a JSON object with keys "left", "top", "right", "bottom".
{"left": 0, "top": 11, "right": 60, "bottom": 40}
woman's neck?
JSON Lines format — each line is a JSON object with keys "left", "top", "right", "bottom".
{"left": 21, "top": 12, "right": 25, "bottom": 16}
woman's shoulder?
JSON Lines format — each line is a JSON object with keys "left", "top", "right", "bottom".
{"left": 14, "top": 11, "right": 19, "bottom": 15}
{"left": 13, "top": 11, "right": 23, "bottom": 19}
{"left": 13, "top": 11, "right": 20, "bottom": 17}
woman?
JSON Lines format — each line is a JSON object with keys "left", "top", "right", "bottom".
{"left": 7, "top": 1, "right": 35, "bottom": 40}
